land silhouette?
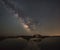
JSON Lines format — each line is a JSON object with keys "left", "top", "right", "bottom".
{"left": 0, "top": 34, "right": 60, "bottom": 50}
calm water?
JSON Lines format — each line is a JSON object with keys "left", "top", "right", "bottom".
{"left": 0, "top": 37, "right": 60, "bottom": 50}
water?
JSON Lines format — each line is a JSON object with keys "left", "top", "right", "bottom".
{"left": 0, "top": 37, "right": 60, "bottom": 50}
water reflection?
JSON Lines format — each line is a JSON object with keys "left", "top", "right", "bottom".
{"left": 0, "top": 36, "right": 60, "bottom": 50}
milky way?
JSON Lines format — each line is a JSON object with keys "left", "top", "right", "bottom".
{"left": 1, "top": 0, "right": 40, "bottom": 35}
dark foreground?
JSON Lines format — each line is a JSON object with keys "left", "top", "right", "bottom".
{"left": 0, "top": 35, "right": 60, "bottom": 50}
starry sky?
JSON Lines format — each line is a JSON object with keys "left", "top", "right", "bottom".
{"left": 0, "top": 0, "right": 60, "bottom": 36}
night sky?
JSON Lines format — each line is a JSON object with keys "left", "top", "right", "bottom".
{"left": 0, "top": 0, "right": 60, "bottom": 36}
